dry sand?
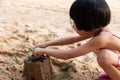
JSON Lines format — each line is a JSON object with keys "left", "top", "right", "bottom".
{"left": 0, "top": 0, "right": 120, "bottom": 80}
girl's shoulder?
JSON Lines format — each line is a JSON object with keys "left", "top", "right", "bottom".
{"left": 91, "top": 29, "right": 120, "bottom": 47}
{"left": 87, "top": 27, "right": 120, "bottom": 50}
{"left": 92, "top": 33, "right": 111, "bottom": 44}
{"left": 90, "top": 31, "right": 113, "bottom": 47}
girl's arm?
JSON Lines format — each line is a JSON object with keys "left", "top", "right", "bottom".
{"left": 33, "top": 35, "right": 108, "bottom": 59}
{"left": 37, "top": 35, "right": 90, "bottom": 48}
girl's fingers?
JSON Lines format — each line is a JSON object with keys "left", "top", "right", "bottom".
{"left": 36, "top": 54, "right": 41, "bottom": 57}
{"left": 33, "top": 50, "right": 42, "bottom": 57}
{"left": 32, "top": 47, "right": 44, "bottom": 57}
{"left": 33, "top": 53, "right": 40, "bottom": 57}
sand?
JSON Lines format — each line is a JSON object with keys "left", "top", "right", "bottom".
{"left": 0, "top": 0, "right": 120, "bottom": 80}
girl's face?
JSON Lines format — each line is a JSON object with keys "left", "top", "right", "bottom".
{"left": 70, "top": 19, "right": 93, "bottom": 37}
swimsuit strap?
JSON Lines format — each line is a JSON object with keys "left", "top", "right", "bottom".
{"left": 112, "top": 34, "right": 120, "bottom": 39}
{"left": 117, "top": 55, "right": 120, "bottom": 67}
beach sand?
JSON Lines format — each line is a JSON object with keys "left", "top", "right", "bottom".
{"left": 0, "top": 0, "right": 120, "bottom": 80}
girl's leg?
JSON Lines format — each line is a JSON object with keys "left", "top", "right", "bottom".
{"left": 96, "top": 49, "right": 120, "bottom": 80}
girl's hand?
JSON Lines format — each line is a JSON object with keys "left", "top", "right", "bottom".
{"left": 32, "top": 47, "right": 44, "bottom": 57}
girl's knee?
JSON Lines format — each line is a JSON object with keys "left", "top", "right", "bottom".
{"left": 97, "top": 49, "right": 116, "bottom": 66}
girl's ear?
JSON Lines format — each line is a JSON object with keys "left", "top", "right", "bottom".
{"left": 70, "top": 19, "right": 74, "bottom": 28}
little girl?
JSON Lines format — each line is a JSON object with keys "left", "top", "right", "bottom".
{"left": 33, "top": 0, "right": 120, "bottom": 80}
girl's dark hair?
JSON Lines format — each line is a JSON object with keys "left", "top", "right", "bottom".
{"left": 69, "top": 0, "right": 111, "bottom": 31}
